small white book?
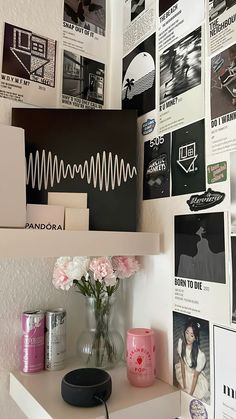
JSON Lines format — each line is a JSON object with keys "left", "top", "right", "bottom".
{"left": 0, "top": 124, "right": 26, "bottom": 227}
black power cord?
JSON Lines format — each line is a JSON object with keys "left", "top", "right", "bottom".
{"left": 94, "top": 396, "right": 109, "bottom": 419}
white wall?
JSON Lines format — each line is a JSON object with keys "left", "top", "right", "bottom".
{"left": 0, "top": 1, "right": 174, "bottom": 418}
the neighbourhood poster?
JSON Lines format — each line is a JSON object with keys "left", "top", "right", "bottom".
{"left": 210, "top": 42, "right": 236, "bottom": 154}
{"left": 63, "top": 0, "right": 107, "bottom": 60}
{"left": 123, "top": 0, "right": 156, "bottom": 57}
{"left": 159, "top": 26, "right": 205, "bottom": 134}
{"left": 214, "top": 325, "right": 236, "bottom": 418}
{"left": 159, "top": 0, "right": 204, "bottom": 52}
{"left": 208, "top": 0, "right": 236, "bottom": 56}
{"left": 0, "top": 22, "right": 57, "bottom": 106}
{"left": 173, "top": 212, "right": 230, "bottom": 323}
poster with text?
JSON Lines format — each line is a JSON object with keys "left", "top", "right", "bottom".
{"left": 62, "top": 50, "right": 105, "bottom": 108}
{"left": 159, "top": 0, "right": 204, "bottom": 53}
{"left": 171, "top": 119, "right": 206, "bottom": 197}
{"left": 159, "top": 26, "right": 204, "bottom": 134}
{"left": 174, "top": 212, "right": 230, "bottom": 322}
{"left": 214, "top": 325, "right": 236, "bottom": 418}
{"left": 122, "top": 33, "right": 155, "bottom": 117}
{"left": 63, "top": 0, "right": 107, "bottom": 61}
{"left": 0, "top": 22, "right": 57, "bottom": 107}
{"left": 173, "top": 311, "right": 210, "bottom": 405}
{"left": 143, "top": 134, "right": 171, "bottom": 200}
{"left": 208, "top": 0, "right": 236, "bottom": 56}
{"left": 210, "top": 43, "right": 236, "bottom": 154}
{"left": 123, "top": 0, "right": 156, "bottom": 57}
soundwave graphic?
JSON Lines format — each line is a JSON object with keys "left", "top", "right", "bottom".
{"left": 27, "top": 150, "right": 137, "bottom": 192}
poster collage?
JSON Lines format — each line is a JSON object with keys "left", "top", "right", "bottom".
{"left": 122, "top": 1, "right": 236, "bottom": 418}
{"left": 0, "top": 1, "right": 107, "bottom": 109}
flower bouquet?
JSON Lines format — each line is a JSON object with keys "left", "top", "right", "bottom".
{"left": 53, "top": 256, "right": 140, "bottom": 368}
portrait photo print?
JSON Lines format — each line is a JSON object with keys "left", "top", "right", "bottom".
{"left": 175, "top": 212, "right": 226, "bottom": 283}
{"left": 173, "top": 311, "right": 210, "bottom": 404}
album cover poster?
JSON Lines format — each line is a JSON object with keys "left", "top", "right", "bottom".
{"left": 159, "top": 26, "right": 204, "bottom": 134}
{"left": 63, "top": 0, "right": 107, "bottom": 60}
{"left": 62, "top": 50, "right": 105, "bottom": 109}
{"left": 171, "top": 119, "right": 206, "bottom": 197}
{"left": 208, "top": 0, "right": 236, "bottom": 56}
{"left": 159, "top": 0, "right": 204, "bottom": 52}
{"left": 123, "top": 0, "right": 156, "bottom": 57}
{"left": 214, "top": 325, "right": 236, "bottom": 418}
{"left": 12, "top": 108, "right": 138, "bottom": 232}
{"left": 0, "top": 22, "right": 57, "bottom": 107}
{"left": 143, "top": 134, "right": 171, "bottom": 200}
{"left": 122, "top": 33, "right": 156, "bottom": 117}
{"left": 230, "top": 151, "right": 236, "bottom": 226}
{"left": 231, "top": 235, "right": 236, "bottom": 323}
{"left": 210, "top": 43, "right": 236, "bottom": 155}
{"left": 173, "top": 311, "right": 210, "bottom": 405}
{"left": 173, "top": 212, "right": 230, "bottom": 322}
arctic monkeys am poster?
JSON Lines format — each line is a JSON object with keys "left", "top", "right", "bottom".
{"left": 12, "top": 108, "right": 138, "bottom": 231}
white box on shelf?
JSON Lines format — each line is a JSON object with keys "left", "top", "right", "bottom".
{"left": 48, "top": 192, "right": 87, "bottom": 208}
{"left": 0, "top": 125, "right": 26, "bottom": 228}
{"left": 65, "top": 208, "right": 89, "bottom": 231}
{"left": 26, "top": 204, "right": 64, "bottom": 230}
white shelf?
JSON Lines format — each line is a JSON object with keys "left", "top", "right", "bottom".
{"left": 10, "top": 360, "right": 180, "bottom": 419}
{"left": 0, "top": 229, "right": 160, "bottom": 257}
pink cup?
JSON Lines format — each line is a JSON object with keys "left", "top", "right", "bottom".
{"left": 126, "top": 328, "right": 156, "bottom": 387}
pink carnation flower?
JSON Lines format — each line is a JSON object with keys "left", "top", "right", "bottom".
{"left": 89, "top": 257, "right": 116, "bottom": 284}
{"left": 52, "top": 256, "right": 73, "bottom": 291}
{"left": 111, "top": 256, "right": 140, "bottom": 279}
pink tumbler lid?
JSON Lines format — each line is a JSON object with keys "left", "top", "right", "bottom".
{"left": 127, "top": 328, "right": 154, "bottom": 336}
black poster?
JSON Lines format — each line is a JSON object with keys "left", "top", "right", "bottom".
{"left": 122, "top": 33, "right": 156, "bottom": 117}
{"left": 171, "top": 119, "right": 206, "bottom": 196}
{"left": 231, "top": 236, "right": 236, "bottom": 322}
{"left": 143, "top": 134, "right": 170, "bottom": 200}
{"left": 12, "top": 109, "right": 138, "bottom": 231}
{"left": 175, "top": 212, "right": 226, "bottom": 283}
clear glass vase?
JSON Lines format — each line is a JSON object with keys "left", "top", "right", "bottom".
{"left": 77, "top": 295, "right": 124, "bottom": 369}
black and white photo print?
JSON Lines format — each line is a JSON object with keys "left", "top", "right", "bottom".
{"left": 175, "top": 212, "right": 226, "bottom": 283}
{"left": 131, "top": 0, "right": 145, "bottom": 21}
{"left": 63, "top": 50, "right": 105, "bottom": 107}
{"left": 122, "top": 33, "right": 156, "bottom": 117}
{"left": 160, "top": 27, "right": 202, "bottom": 105}
{"left": 209, "top": 0, "right": 236, "bottom": 22}
{"left": 64, "top": 0, "right": 106, "bottom": 36}
{"left": 171, "top": 119, "right": 206, "bottom": 196}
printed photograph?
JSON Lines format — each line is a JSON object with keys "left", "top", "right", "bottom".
{"left": 64, "top": 0, "right": 106, "bottom": 36}
{"left": 159, "top": 0, "right": 177, "bottom": 17}
{"left": 211, "top": 44, "right": 236, "bottom": 119}
{"left": 131, "top": 0, "right": 145, "bottom": 21}
{"left": 175, "top": 212, "right": 226, "bottom": 283}
{"left": 173, "top": 311, "right": 210, "bottom": 404}
{"left": 143, "top": 134, "right": 171, "bottom": 200}
{"left": 160, "top": 27, "right": 202, "bottom": 105}
{"left": 122, "top": 33, "right": 155, "bottom": 117}
{"left": 63, "top": 50, "right": 105, "bottom": 105}
{"left": 171, "top": 119, "right": 206, "bottom": 196}
{"left": 209, "top": 0, "right": 236, "bottom": 22}
{"left": 2, "top": 23, "right": 56, "bottom": 87}
{"left": 231, "top": 236, "right": 236, "bottom": 322}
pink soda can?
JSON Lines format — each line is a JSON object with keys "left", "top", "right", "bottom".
{"left": 20, "top": 310, "right": 45, "bottom": 373}
{"left": 126, "top": 328, "right": 156, "bottom": 387}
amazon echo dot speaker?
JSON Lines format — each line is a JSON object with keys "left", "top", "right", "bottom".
{"left": 61, "top": 368, "right": 112, "bottom": 407}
